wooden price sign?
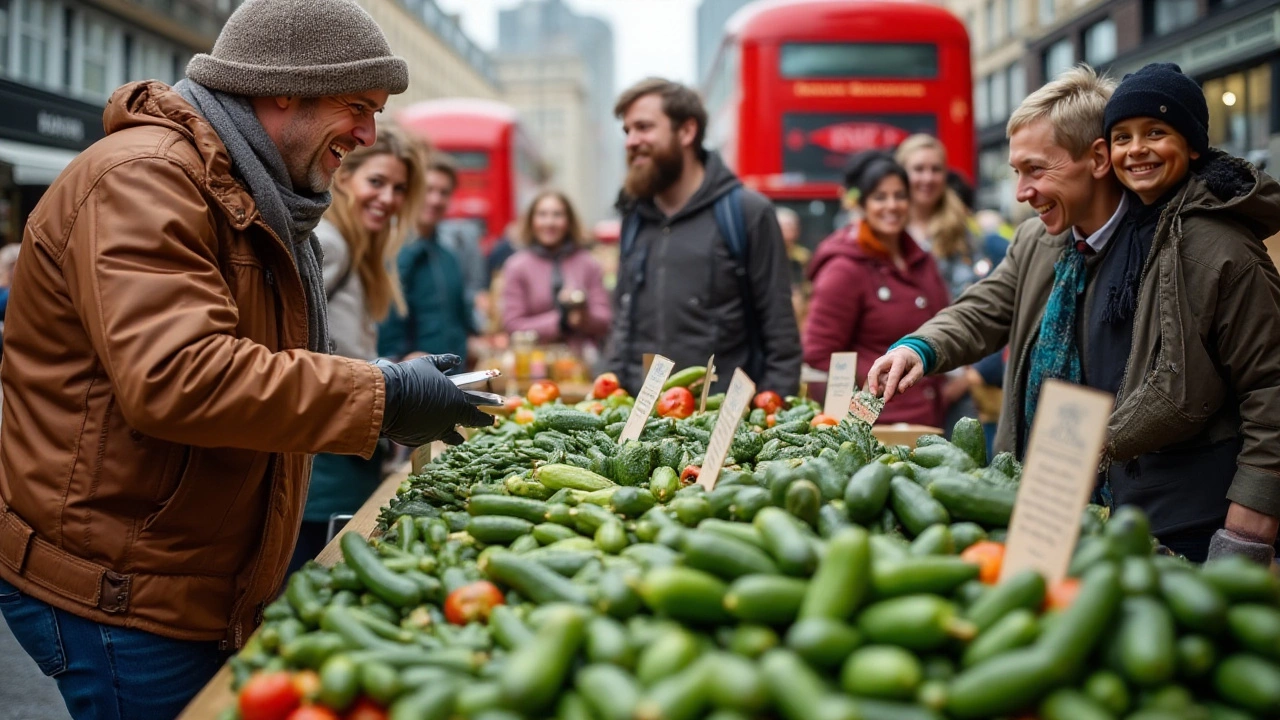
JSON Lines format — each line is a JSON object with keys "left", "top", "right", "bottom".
{"left": 1000, "top": 380, "right": 1115, "bottom": 584}
{"left": 823, "top": 352, "right": 858, "bottom": 419}
{"left": 698, "top": 368, "right": 756, "bottom": 490}
{"left": 699, "top": 355, "right": 718, "bottom": 413}
{"left": 619, "top": 354, "right": 675, "bottom": 443}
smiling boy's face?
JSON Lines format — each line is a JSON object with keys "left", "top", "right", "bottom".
{"left": 1109, "top": 117, "right": 1198, "bottom": 205}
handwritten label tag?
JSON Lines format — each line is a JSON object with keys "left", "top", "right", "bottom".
{"left": 699, "top": 355, "right": 717, "bottom": 413}
{"left": 1000, "top": 380, "right": 1114, "bottom": 584}
{"left": 699, "top": 368, "right": 757, "bottom": 489}
{"left": 619, "top": 355, "right": 675, "bottom": 443}
{"left": 823, "top": 352, "right": 858, "bottom": 419}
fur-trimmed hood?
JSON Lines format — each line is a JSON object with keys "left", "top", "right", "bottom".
{"left": 1175, "top": 149, "right": 1280, "bottom": 241}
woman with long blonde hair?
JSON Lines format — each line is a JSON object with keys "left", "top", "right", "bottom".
{"left": 290, "top": 123, "right": 429, "bottom": 571}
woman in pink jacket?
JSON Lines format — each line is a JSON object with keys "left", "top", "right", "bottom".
{"left": 803, "top": 152, "right": 950, "bottom": 427}
{"left": 501, "top": 190, "right": 612, "bottom": 359}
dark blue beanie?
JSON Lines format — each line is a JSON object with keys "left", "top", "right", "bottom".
{"left": 1104, "top": 62, "right": 1209, "bottom": 155}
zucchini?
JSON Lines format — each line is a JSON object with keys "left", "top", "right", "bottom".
{"left": 499, "top": 605, "right": 587, "bottom": 712}
{"left": 466, "top": 515, "right": 535, "bottom": 545}
{"left": 724, "top": 574, "right": 809, "bottom": 625}
{"left": 535, "top": 463, "right": 615, "bottom": 491}
{"left": 467, "top": 494, "right": 551, "bottom": 524}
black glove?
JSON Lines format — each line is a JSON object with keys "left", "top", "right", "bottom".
{"left": 374, "top": 354, "right": 493, "bottom": 446}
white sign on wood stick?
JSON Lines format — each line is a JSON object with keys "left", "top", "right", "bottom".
{"left": 699, "top": 368, "right": 756, "bottom": 490}
{"left": 823, "top": 352, "right": 858, "bottom": 419}
{"left": 999, "top": 380, "right": 1114, "bottom": 584}
{"left": 699, "top": 355, "right": 717, "bottom": 413}
{"left": 619, "top": 355, "right": 675, "bottom": 443}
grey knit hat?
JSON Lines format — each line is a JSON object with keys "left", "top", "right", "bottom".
{"left": 186, "top": 0, "right": 409, "bottom": 98}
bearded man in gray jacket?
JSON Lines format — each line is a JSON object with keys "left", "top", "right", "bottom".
{"left": 606, "top": 78, "right": 801, "bottom": 395}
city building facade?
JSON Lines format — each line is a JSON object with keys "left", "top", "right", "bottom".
{"left": 696, "top": 0, "right": 752, "bottom": 85}
{"left": 498, "top": 0, "right": 617, "bottom": 224}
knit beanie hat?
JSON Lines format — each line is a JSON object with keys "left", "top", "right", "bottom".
{"left": 1103, "top": 62, "right": 1209, "bottom": 155}
{"left": 186, "top": 0, "right": 409, "bottom": 98}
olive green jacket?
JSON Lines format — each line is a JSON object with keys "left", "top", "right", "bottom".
{"left": 914, "top": 151, "right": 1280, "bottom": 517}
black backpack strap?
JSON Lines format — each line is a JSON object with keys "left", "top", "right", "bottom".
{"left": 712, "top": 186, "right": 765, "bottom": 382}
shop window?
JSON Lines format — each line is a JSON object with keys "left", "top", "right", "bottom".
{"left": 1083, "top": 18, "right": 1117, "bottom": 66}
{"left": 975, "top": 73, "right": 989, "bottom": 127}
{"left": 18, "top": 0, "right": 49, "bottom": 86}
{"left": 1038, "top": 0, "right": 1055, "bottom": 28}
{"left": 1205, "top": 73, "right": 1248, "bottom": 159}
{"left": 1042, "top": 38, "right": 1073, "bottom": 82}
{"left": 0, "top": 0, "right": 11, "bottom": 74}
{"left": 1147, "top": 0, "right": 1198, "bottom": 37}
{"left": 1008, "top": 63, "right": 1026, "bottom": 111}
{"left": 1005, "top": 0, "right": 1018, "bottom": 39}
{"left": 984, "top": 0, "right": 997, "bottom": 49}
{"left": 1246, "top": 64, "right": 1270, "bottom": 162}
{"left": 990, "top": 71, "right": 1008, "bottom": 123}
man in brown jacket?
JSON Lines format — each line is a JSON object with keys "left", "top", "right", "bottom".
{"left": 868, "top": 65, "right": 1280, "bottom": 565}
{"left": 0, "top": 1, "right": 491, "bottom": 717}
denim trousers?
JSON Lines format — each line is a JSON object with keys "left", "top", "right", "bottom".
{"left": 0, "top": 576, "right": 226, "bottom": 720}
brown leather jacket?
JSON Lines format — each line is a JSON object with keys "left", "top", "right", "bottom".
{"left": 0, "top": 82, "right": 385, "bottom": 648}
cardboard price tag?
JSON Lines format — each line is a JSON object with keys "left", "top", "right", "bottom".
{"left": 1000, "top": 380, "right": 1114, "bottom": 584}
{"left": 619, "top": 355, "right": 675, "bottom": 443}
{"left": 698, "top": 368, "right": 756, "bottom": 489}
{"left": 823, "top": 352, "right": 858, "bottom": 419}
{"left": 699, "top": 355, "right": 718, "bottom": 413}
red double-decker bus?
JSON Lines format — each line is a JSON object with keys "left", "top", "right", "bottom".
{"left": 397, "top": 98, "right": 546, "bottom": 254}
{"left": 703, "top": 0, "right": 974, "bottom": 248}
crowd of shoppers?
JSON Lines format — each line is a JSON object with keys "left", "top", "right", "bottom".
{"left": 0, "top": 0, "right": 1276, "bottom": 710}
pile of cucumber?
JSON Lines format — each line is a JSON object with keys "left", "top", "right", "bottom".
{"left": 228, "top": 380, "right": 1280, "bottom": 720}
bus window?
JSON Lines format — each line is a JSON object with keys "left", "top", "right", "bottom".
{"left": 450, "top": 151, "right": 490, "bottom": 170}
{"left": 780, "top": 43, "right": 938, "bottom": 80}
{"left": 782, "top": 112, "right": 937, "bottom": 183}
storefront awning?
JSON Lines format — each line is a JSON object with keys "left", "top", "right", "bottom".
{"left": 0, "top": 138, "right": 80, "bottom": 186}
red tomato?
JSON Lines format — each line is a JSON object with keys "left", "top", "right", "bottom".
{"left": 592, "top": 373, "right": 620, "bottom": 399}
{"left": 1045, "top": 577, "right": 1081, "bottom": 611}
{"left": 810, "top": 414, "right": 839, "bottom": 427}
{"left": 753, "top": 391, "right": 783, "bottom": 414}
{"left": 443, "top": 580, "right": 505, "bottom": 625}
{"left": 960, "top": 540, "right": 1006, "bottom": 585}
{"left": 610, "top": 388, "right": 629, "bottom": 398}
{"left": 502, "top": 395, "right": 525, "bottom": 414}
{"left": 680, "top": 465, "right": 701, "bottom": 485}
{"left": 657, "top": 387, "right": 695, "bottom": 419}
{"left": 513, "top": 408, "right": 536, "bottom": 425}
{"left": 765, "top": 414, "right": 777, "bottom": 428}
{"left": 527, "top": 380, "right": 560, "bottom": 406}
{"left": 586, "top": 402, "right": 606, "bottom": 415}
{"left": 240, "top": 672, "right": 302, "bottom": 720}
{"left": 285, "top": 707, "right": 340, "bottom": 720}
{"left": 345, "top": 699, "right": 388, "bottom": 720}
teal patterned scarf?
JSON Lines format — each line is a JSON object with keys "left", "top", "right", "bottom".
{"left": 1023, "top": 244, "right": 1088, "bottom": 441}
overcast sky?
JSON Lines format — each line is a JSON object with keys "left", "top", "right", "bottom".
{"left": 435, "top": 0, "right": 702, "bottom": 89}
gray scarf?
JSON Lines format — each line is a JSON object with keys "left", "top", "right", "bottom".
{"left": 174, "top": 79, "right": 332, "bottom": 354}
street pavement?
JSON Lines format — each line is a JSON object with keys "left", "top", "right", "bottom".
{"left": 0, "top": 613, "right": 70, "bottom": 720}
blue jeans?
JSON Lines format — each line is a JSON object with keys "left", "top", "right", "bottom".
{"left": 0, "top": 576, "right": 226, "bottom": 720}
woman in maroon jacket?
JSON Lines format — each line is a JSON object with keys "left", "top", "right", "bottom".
{"left": 500, "top": 190, "right": 612, "bottom": 360}
{"left": 803, "top": 152, "right": 950, "bottom": 427}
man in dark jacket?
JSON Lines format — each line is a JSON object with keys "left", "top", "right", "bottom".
{"left": 605, "top": 78, "right": 801, "bottom": 395}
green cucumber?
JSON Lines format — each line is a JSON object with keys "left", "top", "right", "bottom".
{"left": 754, "top": 507, "right": 818, "bottom": 576}
{"left": 817, "top": 501, "right": 853, "bottom": 538}
{"left": 571, "top": 503, "right": 617, "bottom": 535}
{"left": 488, "top": 604, "right": 533, "bottom": 650}
{"left": 909, "top": 524, "right": 954, "bottom": 555}
{"left": 535, "top": 463, "right": 615, "bottom": 491}
{"left": 576, "top": 664, "right": 641, "bottom": 720}
{"left": 610, "top": 487, "right": 657, "bottom": 518}
{"left": 453, "top": 682, "right": 503, "bottom": 717}
{"left": 844, "top": 463, "right": 894, "bottom": 523}
{"left": 705, "top": 651, "right": 770, "bottom": 713}
{"left": 1176, "top": 633, "right": 1217, "bottom": 679}
{"left": 799, "top": 526, "right": 870, "bottom": 621}
{"left": 467, "top": 494, "right": 551, "bottom": 524}
{"left": 729, "top": 486, "right": 771, "bottom": 522}
{"left": 1120, "top": 555, "right": 1158, "bottom": 595}
{"left": 318, "top": 654, "right": 360, "bottom": 711}
{"left": 663, "top": 366, "right": 707, "bottom": 390}
{"left": 388, "top": 684, "right": 456, "bottom": 720}
{"left": 1039, "top": 688, "right": 1113, "bottom": 720}
{"left": 499, "top": 605, "right": 586, "bottom": 713}
{"left": 963, "top": 568, "right": 1046, "bottom": 632}
{"left": 1215, "top": 654, "right": 1280, "bottom": 715}
{"left": 340, "top": 533, "right": 421, "bottom": 609}
{"left": 855, "top": 699, "right": 945, "bottom": 720}
{"left": 841, "top": 644, "right": 922, "bottom": 701}
{"left": 467, "top": 515, "right": 535, "bottom": 545}
{"left": 637, "top": 565, "right": 730, "bottom": 624}
{"left": 595, "top": 568, "right": 644, "bottom": 619}
{"left": 619, "top": 542, "right": 680, "bottom": 570}
{"left": 858, "top": 595, "right": 974, "bottom": 651}
{"left": 946, "top": 647, "right": 1058, "bottom": 719}
{"left": 1109, "top": 595, "right": 1176, "bottom": 687}
{"left": 357, "top": 660, "right": 402, "bottom": 706}
{"left": 680, "top": 529, "right": 779, "bottom": 580}
{"left": 649, "top": 466, "right": 681, "bottom": 503}
{"left": 871, "top": 555, "right": 979, "bottom": 598}
{"left": 1201, "top": 555, "right": 1280, "bottom": 603}
{"left": 1082, "top": 669, "right": 1130, "bottom": 716}
{"left": 785, "top": 617, "right": 862, "bottom": 668}
{"left": 724, "top": 574, "right": 809, "bottom": 625}
{"left": 584, "top": 615, "right": 635, "bottom": 668}
{"left": 721, "top": 624, "right": 779, "bottom": 658}
{"left": 1159, "top": 568, "right": 1227, "bottom": 634}
{"left": 533, "top": 522, "right": 581, "bottom": 545}
{"left": 760, "top": 649, "right": 861, "bottom": 720}
{"left": 634, "top": 655, "right": 712, "bottom": 720}
{"left": 635, "top": 627, "right": 701, "bottom": 686}
{"left": 927, "top": 476, "right": 1015, "bottom": 527}
{"left": 697, "top": 518, "right": 766, "bottom": 549}
{"left": 949, "top": 522, "right": 987, "bottom": 551}
{"left": 594, "top": 520, "right": 630, "bottom": 554}
{"left": 889, "top": 476, "right": 950, "bottom": 537}
{"left": 784, "top": 479, "right": 821, "bottom": 528}
{"left": 1037, "top": 563, "right": 1122, "bottom": 678}
{"left": 950, "top": 417, "right": 987, "bottom": 466}
{"left": 960, "top": 608, "right": 1039, "bottom": 668}
{"left": 479, "top": 548, "right": 590, "bottom": 605}
{"left": 1227, "top": 604, "right": 1280, "bottom": 661}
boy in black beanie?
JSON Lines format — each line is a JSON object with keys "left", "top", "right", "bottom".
{"left": 1104, "top": 62, "right": 1208, "bottom": 205}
